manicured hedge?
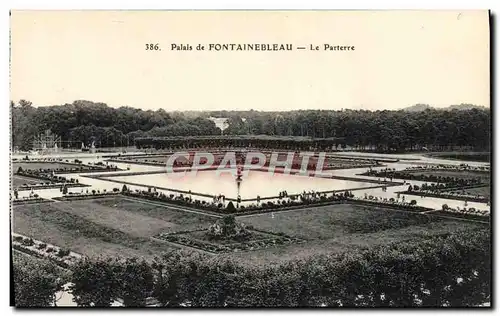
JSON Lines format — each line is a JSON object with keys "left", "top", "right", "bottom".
{"left": 62, "top": 227, "right": 491, "bottom": 307}
{"left": 361, "top": 168, "right": 483, "bottom": 186}
{"left": 13, "top": 227, "right": 490, "bottom": 307}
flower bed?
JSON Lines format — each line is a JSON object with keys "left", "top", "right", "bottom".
{"left": 404, "top": 164, "right": 490, "bottom": 173}
{"left": 11, "top": 233, "right": 82, "bottom": 269}
{"left": 12, "top": 197, "right": 52, "bottom": 205}
{"left": 122, "top": 190, "right": 354, "bottom": 213}
{"left": 230, "top": 200, "right": 347, "bottom": 216}
{"left": 123, "top": 190, "right": 225, "bottom": 211}
{"left": 15, "top": 182, "right": 90, "bottom": 191}
{"left": 155, "top": 229, "right": 303, "bottom": 254}
{"left": 53, "top": 191, "right": 121, "bottom": 201}
{"left": 436, "top": 204, "right": 490, "bottom": 220}
{"left": 400, "top": 190, "right": 489, "bottom": 203}
{"left": 54, "top": 166, "right": 123, "bottom": 174}
{"left": 353, "top": 196, "right": 432, "bottom": 212}
{"left": 15, "top": 169, "right": 85, "bottom": 186}
{"left": 432, "top": 210, "right": 489, "bottom": 221}
{"left": 14, "top": 159, "right": 124, "bottom": 174}
{"left": 122, "top": 188, "right": 435, "bottom": 217}
{"left": 106, "top": 158, "right": 171, "bottom": 167}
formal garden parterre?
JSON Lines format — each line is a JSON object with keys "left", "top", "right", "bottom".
{"left": 10, "top": 156, "right": 491, "bottom": 306}
{"left": 360, "top": 164, "right": 491, "bottom": 204}
{"left": 12, "top": 159, "right": 123, "bottom": 191}
{"left": 12, "top": 188, "right": 488, "bottom": 264}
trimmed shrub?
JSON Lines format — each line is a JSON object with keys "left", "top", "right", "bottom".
{"left": 226, "top": 201, "right": 236, "bottom": 212}
{"left": 22, "top": 238, "right": 34, "bottom": 247}
{"left": 56, "top": 249, "right": 71, "bottom": 258}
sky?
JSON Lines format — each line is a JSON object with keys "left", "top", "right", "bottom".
{"left": 10, "top": 10, "right": 490, "bottom": 111}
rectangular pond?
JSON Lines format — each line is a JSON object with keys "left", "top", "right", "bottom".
{"left": 103, "top": 170, "right": 376, "bottom": 200}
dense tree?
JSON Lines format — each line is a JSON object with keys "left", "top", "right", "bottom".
{"left": 69, "top": 257, "right": 121, "bottom": 307}
{"left": 151, "top": 250, "right": 205, "bottom": 307}
{"left": 116, "top": 258, "right": 154, "bottom": 307}
{"left": 13, "top": 254, "right": 65, "bottom": 307}
{"left": 219, "top": 108, "right": 490, "bottom": 152}
{"left": 13, "top": 227, "right": 490, "bottom": 307}
{"left": 11, "top": 100, "right": 490, "bottom": 152}
{"left": 10, "top": 100, "right": 220, "bottom": 150}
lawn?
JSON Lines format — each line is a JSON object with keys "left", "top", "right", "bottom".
{"left": 238, "top": 204, "right": 449, "bottom": 240}
{"left": 92, "top": 196, "right": 217, "bottom": 231}
{"left": 12, "top": 196, "right": 487, "bottom": 264}
{"left": 11, "top": 196, "right": 218, "bottom": 259}
{"left": 12, "top": 175, "right": 42, "bottom": 187}
{"left": 228, "top": 203, "right": 486, "bottom": 264}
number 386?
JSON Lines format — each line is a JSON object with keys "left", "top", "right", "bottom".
{"left": 145, "top": 44, "right": 160, "bottom": 50}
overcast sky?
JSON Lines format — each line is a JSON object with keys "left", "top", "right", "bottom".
{"left": 10, "top": 10, "right": 490, "bottom": 111}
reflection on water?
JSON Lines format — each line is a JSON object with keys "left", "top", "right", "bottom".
{"left": 109, "top": 171, "right": 376, "bottom": 199}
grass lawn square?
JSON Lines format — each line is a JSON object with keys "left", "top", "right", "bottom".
{"left": 12, "top": 196, "right": 218, "bottom": 259}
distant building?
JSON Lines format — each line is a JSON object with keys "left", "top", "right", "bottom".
{"left": 208, "top": 117, "right": 230, "bottom": 134}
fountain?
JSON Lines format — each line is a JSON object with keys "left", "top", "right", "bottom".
{"left": 236, "top": 166, "right": 242, "bottom": 205}
{"left": 236, "top": 165, "right": 243, "bottom": 181}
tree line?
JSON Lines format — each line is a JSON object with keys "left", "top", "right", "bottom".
{"left": 13, "top": 227, "right": 490, "bottom": 307}
{"left": 11, "top": 100, "right": 490, "bottom": 152}
{"left": 220, "top": 108, "right": 490, "bottom": 151}
{"left": 11, "top": 100, "right": 220, "bottom": 150}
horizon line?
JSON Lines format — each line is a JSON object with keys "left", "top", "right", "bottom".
{"left": 10, "top": 99, "right": 489, "bottom": 112}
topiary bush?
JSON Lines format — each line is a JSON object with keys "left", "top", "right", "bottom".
{"left": 56, "top": 249, "right": 70, "bottom": 258}
{"left": 22, "top": 238, "right": 34, "bottom": 247}
{"left": 226, "top": 201, "right": 236, "bottom": 212}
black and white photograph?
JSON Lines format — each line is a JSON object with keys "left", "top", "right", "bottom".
{"left": 8, "top": 9, "right": 492, "bottom": 308}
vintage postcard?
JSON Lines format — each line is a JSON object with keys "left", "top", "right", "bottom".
{"left": 9, "top": 10, "right": 491, "bottom": 307}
